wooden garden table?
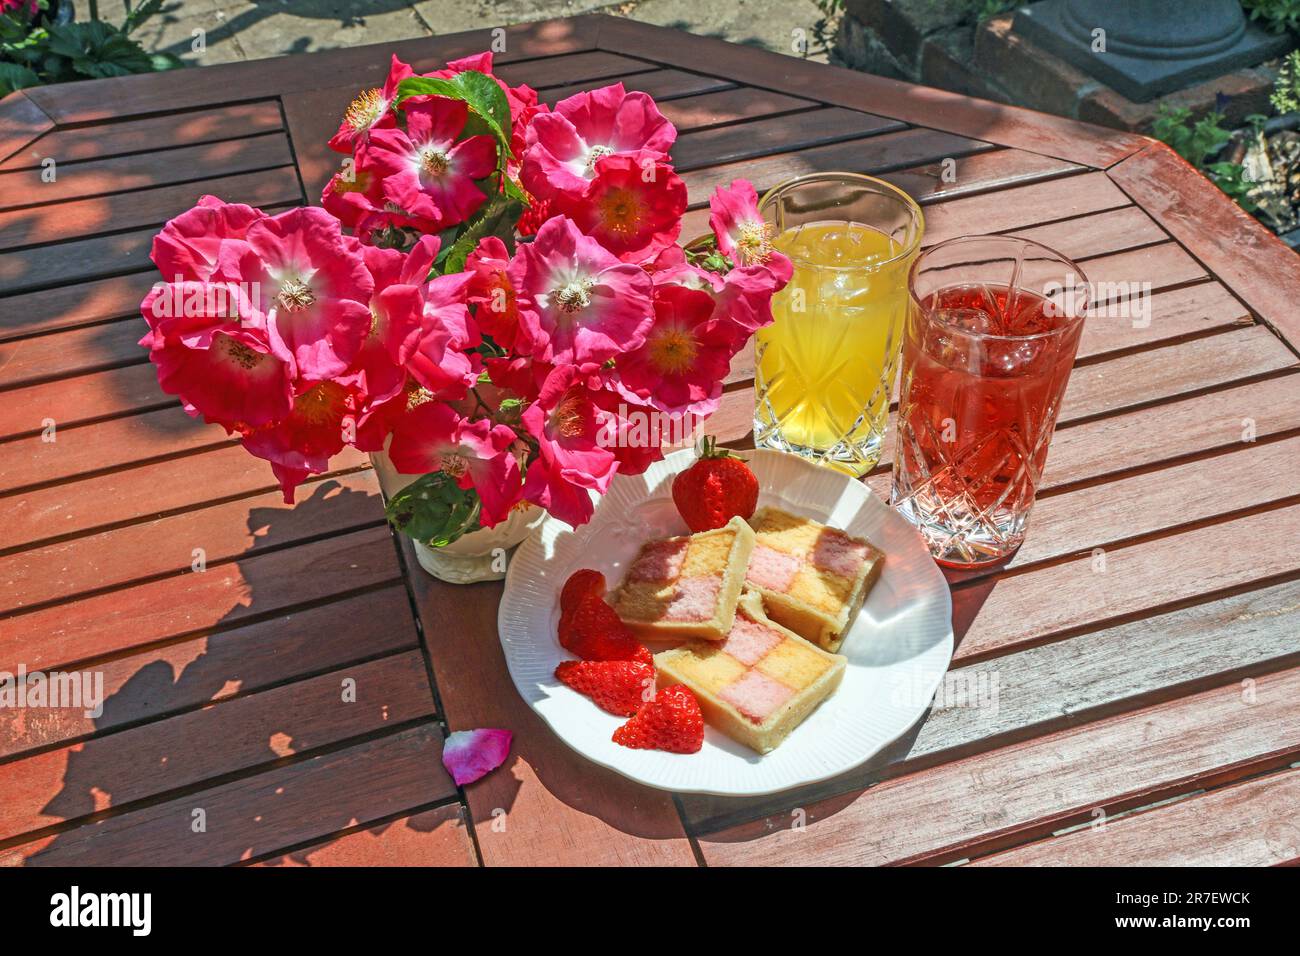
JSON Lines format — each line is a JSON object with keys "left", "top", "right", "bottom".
{"left": 1, "top": 15, "right": 1298, "bottom": 867}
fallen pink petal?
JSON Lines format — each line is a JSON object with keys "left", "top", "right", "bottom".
{"left": 441, "top": 729, "right": 513, "bottom": 786}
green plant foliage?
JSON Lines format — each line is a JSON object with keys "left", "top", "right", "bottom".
{"left": 384, "top": 470, "right": 483, "bottom": 548}
{"left": 438, "top": 193, "right": 523, "bottom": 276}
{"left": 1151, "top": 104, "right": 1260, "bottom": 214}
{"left": 0, "top": 0, "right": 180, "bottom": 95}
{"left": 1152, "top": 104, "right": 1233, "bottom": 165}
{"left": 1271, "top": 50, "right": 1300, "bottom": 114}
{"left": 1241, "top": 0, "right": 1300, "bottom": 36}
{"left": 973, "top": 0, "right": 1020, "bottom": 21}
{"left": 1205, "top": 161, "right": 1259, "bottom": 212}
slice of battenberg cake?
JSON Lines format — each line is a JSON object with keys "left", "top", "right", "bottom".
{"left": 744, "top": 506, "right": 884, "bottom": 653}
{"left": 655, "top": 591, "right": 846, "bottom": 754}
{"left": 611, "top": 515, "right": 755, "bottom": 641}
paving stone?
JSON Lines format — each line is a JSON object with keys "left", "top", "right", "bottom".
{"left": 208, "top": 0, "right": 431, "bottom": 60}
{"left": 618, "top": 0, "right": 832, "bottom": 63}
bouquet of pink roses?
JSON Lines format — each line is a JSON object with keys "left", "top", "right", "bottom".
{"left": 139, "top": 50, "right": 791, "bottom": 548}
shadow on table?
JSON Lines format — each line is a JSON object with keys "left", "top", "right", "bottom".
{"left": 17, "top": 479, "right": 447, "bottom": 866}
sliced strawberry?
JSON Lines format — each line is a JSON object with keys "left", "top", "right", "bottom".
{"left": 555, "top": 660, "right": 656, "bottom": 717}
{"left": 613, "top": 684, "right": 705, "bottom": 754}
{"left": 558, "top": 595, "right": 653, "bottom": 665}
{"left": 560, "top": 569, "right": 606, "bottom": 613}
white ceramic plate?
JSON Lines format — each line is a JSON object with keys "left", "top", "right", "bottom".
{"left": 498, "top": 448, "right": 953, "bottom": 796}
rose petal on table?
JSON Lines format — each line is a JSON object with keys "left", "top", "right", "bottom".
{"left": 442, "top": 728, "right": 513, "bottom": 785}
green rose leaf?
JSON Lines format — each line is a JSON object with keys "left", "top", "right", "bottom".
{"left": 385, "top": 471, "right": 483, "bottom": 548}
{"left": 396, "top": 72, "right": 514, "bottom": 160}
{"left": 439, "top": 193, "right": 522, "bottom": 276}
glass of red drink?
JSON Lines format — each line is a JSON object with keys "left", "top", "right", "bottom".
{"left": 891, "top": 236, "right": 1088, "bottom": 567}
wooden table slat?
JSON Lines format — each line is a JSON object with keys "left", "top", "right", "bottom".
{"left": 0, "top": 91, "right": 54, "bottom": 165}
{"left": 681, "top": 574, "right": 1300, "bottom": 832}
{"left": 0, "top": 132, "right": 295, "bottom": 212}
{"left": 0, "top": 526, "right": 402, "bottom": 675}
{"left": 0, "top": 406, "right": 232, "bottom": 497}
{"left": 972, "top": 765, "right": 1300, "bottom": 867}
{"left": 0, "top": 271, "right": 162, "bottom": 341}
{"left": 3, "top": 723, "right": 455, "bottom": 867}
{"left": 249, "top": 803, "right": 478, "bottom": 867}
{"left": 0, "top": 585, "right": 417, "bottom": 760}
{"left": 1108, "top": 142, "right": 1300, "bottom": 353}
{"left": 0, "top": 318, "right": 148, "bottom": 390}
{"left": 952, "top": 501, "right": 1300, "bottom": 665}
{"left": 0, "top": 650, "right": 435, "bottom": 845}
{"left": 592, "top": 14, "right": 1150, "bottom": 168}
{"left": 0, "top": 471, "right": 383, "bottom": 613}
{"left": 671, "top": 106, "right": 905, "bottom": 173}
{"left": 697, "top": 664, "right": 1300, "bottom": 865}
{"left": 0, "top": 444, "right": 371, "bottom": 556}
{"left": 1060, "top": 324, "right": 1294, "bottom": 422}
{"left": 0, "top": 100, "right": 285, "bottom": 171}
{"left": 680, "top": 127, "right": 998, "bottom": 208}
{"left": 0, "top": 165, "right": 304, "bottom": 253}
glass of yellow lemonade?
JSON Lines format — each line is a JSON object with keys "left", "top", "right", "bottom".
{"left": 754, "top": 173, "right": 924, "bottom": 475}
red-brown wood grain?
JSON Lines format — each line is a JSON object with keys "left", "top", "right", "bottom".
{"left": 0, "top": 471, "right": 384, "bottom": 612}
{"left": 0, "top": 166, "right": 304, "bottom": 250}
{"left": 249, "top": 803, "right": 478, "bottom": 867}
{"left": 0, "top": 405, "right": 233, "bottom": 495}
{"left": 0, "top": 444, "right": 371, "bottom": 554}
{"left": 972, "top": 767, "right": 1300, "bottom": 866}
{"left": 0, "top": 91, "right": 53, "bottom": 166}
{"left": 0, "top": 526, "right": 402, "bottom": 675}
{"left": 698, "top": 666, "right": 1300, "bottom": 866}
{"left": 0, "top": 585, "right": 417, "bottom": 758}
{"left": 0, "top": 650, "right": 434, "bottom": 843}
{"left": 0, "top": 271, "right": 160, "bottom": 340}
{"left": 2, "top": 723, "right": 456, "bottom": 866}
{"left": 0, "top": 101, "right": 284, "bottom": 171}
{"left": 592, "top": 15, "right": 1149, "bottom": 168}
{"left": 1109, "top": 141, "right": 1300, "bottom": 350}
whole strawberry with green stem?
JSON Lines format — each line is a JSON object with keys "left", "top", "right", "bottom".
{"left": 672, "top": 435, "right": 759, "bottom": 532}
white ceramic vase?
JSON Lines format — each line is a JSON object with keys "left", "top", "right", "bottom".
{"left": 369, "top": 448, "right": 546, "bottom": 584}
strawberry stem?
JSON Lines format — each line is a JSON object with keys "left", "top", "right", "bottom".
{"left": 695, "top": 434, "right": 745, "bottom": 462}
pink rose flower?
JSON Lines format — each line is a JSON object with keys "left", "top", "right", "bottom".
{"left": 404, "top": 270, "right": 481, "bottom": 400}
{"left": 245, "top": 207, "right": 375, "bottom": 381}
{"left": 241, "top": 380, "right": 361, "bottom": 502}
{"left": 365, "top": 97, "right": 498, "bottom": 234}
{"left": 387, "top": 403, "right": 522, "bottom": 526}
{"left": 328, "top": 55, "right": 414, "bottom": 154}
{"left": 509, "top": 216, "right": 654, "bottom": 366}
{"left": 708, "top": 179, "right": 777, "bottom": 267}
{"left": 144, "top": 328, "right": 292, "bottom": 429}
{"left": 465, "top": 236, "right": 526, "bottom": 352}
{"left": 521, "top": 82, "right": 675, "bottom": 202}
{"left": 519, "top": 365, "right": 620, "bottom": 528}
{"left": 615, "top": 284, "right": 746, "bottom": 417}
{"left": 554, "top": 154, "right": 686, "bottom": 264}
{"left": 349, "top": 236, "right": 441, "bottom": 403}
